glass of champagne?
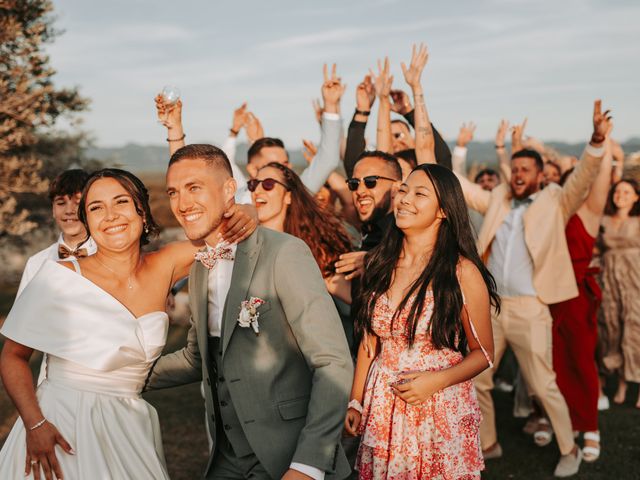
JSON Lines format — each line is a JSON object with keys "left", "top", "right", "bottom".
{"left": 157, "top": 86, "right": 181, "bottom": 125}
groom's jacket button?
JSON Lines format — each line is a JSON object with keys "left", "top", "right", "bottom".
{"left": 218, "top": 377, "right": 225, "bottom": 382}
{"left": 220, "top": 401, "right": 228, "bottom": 407}
{"left": 224, "top": 424, "right": 231, "bottom": 431}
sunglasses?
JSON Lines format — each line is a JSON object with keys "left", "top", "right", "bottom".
{"left": 346, "top": 175, "right": 397, "bottom": 192}
{"left": 247, "top": 177, "right": 290, "bottom": 192}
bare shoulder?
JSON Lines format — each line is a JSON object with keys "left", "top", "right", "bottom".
{"left": 457, "top": 257, "right": 488, "bottom": 298}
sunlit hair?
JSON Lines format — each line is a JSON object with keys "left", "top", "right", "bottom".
{"left": 605, "top": 178, "right": 640, "bottom": 216}
{"left": 355, "top": 164, "right": 500, "bottom": 350}
{"left": 169, "top": 144, "right": 233, "bottom": 178}
{"left": 78, "top": 168, "right": 160, "bottom": 246}
{"left": 512, "top": 149, "right": 544, "bottom": 172}
{"left": 49, "top": 169, "right": 89, "bottom": 201}
{"left": 259, "top": 162, "right": 353, "bottom": 276}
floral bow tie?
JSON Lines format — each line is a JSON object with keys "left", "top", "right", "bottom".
{"left": 58, "top": 244, "right": 89, "bottom": 259}
{"left": 194, "top": 243, "right": 235, "bottom": 270}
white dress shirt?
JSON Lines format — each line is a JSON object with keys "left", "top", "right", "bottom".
{"left": 17, "top": 234, "right": 97, "bottom": 297}
{"left": 204, "top": 242, "right": 323, "bottom": 479}
{"left": 487, "top": 194, "right": 538, "bottom": 298}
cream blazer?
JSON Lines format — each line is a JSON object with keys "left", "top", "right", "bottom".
{"left": 456, "top": 146, "right": 603, "bottom": 304}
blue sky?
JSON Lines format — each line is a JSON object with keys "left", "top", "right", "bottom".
{"left": 48, "top": 0, "right": 640, "bottom": 147}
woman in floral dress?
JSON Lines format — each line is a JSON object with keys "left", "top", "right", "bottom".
{"left": 344, "top": 162, "right": 499, "bottom": 480}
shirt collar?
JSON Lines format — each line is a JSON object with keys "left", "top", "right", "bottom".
{"left": 57, "top": 234, "right": 97, "bottom": 253}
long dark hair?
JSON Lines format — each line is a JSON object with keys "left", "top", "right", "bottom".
{"left": 260, "top": 162, "right": 353, "bottom": 276}
{"left": 355, "top": 164, "right": 500, "bottom": 350}
{"left": 605, "top": 178, "right": 640, "bottom": 216}
{"left": 78, "top": 168, "right": 160, "bottom": 246}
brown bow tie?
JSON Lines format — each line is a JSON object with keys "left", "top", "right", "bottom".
{"left": 58, "top": 244, "right": 89, "bottom": 259}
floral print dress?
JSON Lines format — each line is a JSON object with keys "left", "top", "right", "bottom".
{"left": 356, "top": 292, "right": 488, "bottom": 480}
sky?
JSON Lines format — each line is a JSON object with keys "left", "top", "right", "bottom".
{"left": 47, "top": 0, "right": 640, "bottom": 148}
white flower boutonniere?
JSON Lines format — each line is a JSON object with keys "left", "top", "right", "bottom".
{"left": 237, "top": 297, "right": 266, "bottom": 335}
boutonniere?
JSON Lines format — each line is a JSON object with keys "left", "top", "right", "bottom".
{"left": 237, "top": 297, "right": 266, "bottom": 335}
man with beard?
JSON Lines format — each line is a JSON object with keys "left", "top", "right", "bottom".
{"left": 454, "top": 100, "right": 610, "bottom": 478}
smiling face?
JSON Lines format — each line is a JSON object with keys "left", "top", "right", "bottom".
{"left": 52, "top": 192, "right": 86, "bottom": 241}
{"left": 613, "top": 181, "right": 640, "bottom": 211}
{"left": 510, "top": 156, "right": 544, "bottom": 200}
{"left": 166, "top": 158, "right": 236, "bottom": 244}
{"left": 251, "top": 166, "right": 291, "bottom": 230}
{"left": 391, "top": 121, "right": 415, "bottom": 153}
{"left": 84, "top": 178, "right": 143, "bottom": 251}
{"left": 394, "top": 169, "right": 444, "bottom": 233}
{"left": 543, "top": 163, "right": 561, "bottom": 186}
{"left": 351, "top": 157, "right": 399, "bottom": 223}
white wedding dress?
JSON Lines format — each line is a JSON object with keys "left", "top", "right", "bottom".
{"left": 0, "top": 260, "right": 170, "bottom": 479}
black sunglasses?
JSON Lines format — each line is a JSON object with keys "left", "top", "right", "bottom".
{"left": 247, "top": 177, "right": 290, "bottom": 192}
{"left": 346, "top": 175, "right": 397, "bottom": 192}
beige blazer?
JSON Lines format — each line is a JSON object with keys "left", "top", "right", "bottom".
{"left": 456, "top": 147, "right": 603, "bottom": 304}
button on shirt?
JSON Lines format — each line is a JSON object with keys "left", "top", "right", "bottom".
{"left": 487, "top": 195, "right": 538, "bottom": 298}
{"left": 206, "top": 243, "right": 237, "bottom": 337}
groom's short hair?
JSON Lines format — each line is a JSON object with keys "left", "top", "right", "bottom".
{"left": 169, "top": 144, "right": 233, "bottom": 178}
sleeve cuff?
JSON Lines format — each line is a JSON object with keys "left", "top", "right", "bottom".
{"left": 453, "top": 146, "right": 468, "bottom": 156}
{"left": 585, "top": 143, "right": 605, "bottom": 157}
{"left": 290, "top": 463, "right": 325, "bottom": 480}
{"left": 322, "top": 112, "right": 340, "bottom": 121}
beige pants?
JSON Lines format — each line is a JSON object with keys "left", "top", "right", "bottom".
{"left": 474, "top": 296, "right": 575, "bottom": 455}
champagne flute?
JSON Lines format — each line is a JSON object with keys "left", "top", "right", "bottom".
{"left": 157, "top": 86, "right": 181, "bottom": 125}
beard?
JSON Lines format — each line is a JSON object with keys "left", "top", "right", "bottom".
{"left": 364, "top": 192, "right": 392, "bottom": 226}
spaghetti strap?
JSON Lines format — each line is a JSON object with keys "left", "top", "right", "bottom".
{"left": 458, "top": 263, "right": 493, "bottom": 368}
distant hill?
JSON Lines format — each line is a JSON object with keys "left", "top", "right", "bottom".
{"left": 88, "top": 139, "right": 640, "bottom": 174}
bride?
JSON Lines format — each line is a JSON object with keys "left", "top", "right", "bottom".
{"left": 0, "top": 168, "right": 255, "bottom": 479}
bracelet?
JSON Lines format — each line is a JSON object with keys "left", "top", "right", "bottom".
{"left": 167, "top": 133, "right": 186, "bottom": 142}
{"left": 348, "top": 399, "right": 363, "bottom": 414}
{"left": 229, "top": 128, "right": 239, "bottom": 136}
{"left": 355, "top": 109, "right": 370, "bottom": 116}
{"left": 29, "top": 418, "right": 47, "bottom": 431}
{"left": 495, "top": 144, "right": 505, "bottom": 149}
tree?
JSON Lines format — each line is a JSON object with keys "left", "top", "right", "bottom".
{"left": 0, "top": 0, "right": 90, "bottom": 236}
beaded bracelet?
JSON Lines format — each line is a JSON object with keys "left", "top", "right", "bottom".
{"left": 167, "top": 133, "right": 186, "bottom": 142}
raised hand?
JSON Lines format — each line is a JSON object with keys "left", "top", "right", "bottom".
{"left": 312, "top": 98, "right": 324, "bottom": 124}
{"left": 355, "top": 74, "right": 376, "bottom": 112}
{"left": 591, "top": 99, "right": 612, "bottom": 146}
{"left": 301, "top": 139, "right": 317, "bottom": 164}
{"left": 510, "top": 117, "right": 528, "bottom": 154}
{"left": 401, "top": 43, "right": 429, "bottom": 90}
{"left": 155, "top": 94, "right": 183, "bottom": 130}
{"left": 231, "top": 102, "right": 247, "bottom": 135}
{"left": 390, "top": 89, "right": 412, "bottom": 115}
{"left": 321, "top": 63, "right": 346, "bottom": 114}
{"left": 457, "top": 122, "right": 476, "bottom": 148}
{"left": 495, "top": 119, "right": 509, "bottom": 147}
{"left": 371, "top": 57, "right": 393, "bottom": 99}
{"left": 244, "top": 112, "right": 264, "bottom": 144}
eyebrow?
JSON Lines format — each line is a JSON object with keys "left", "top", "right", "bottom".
{"left": 87, "top": 193, "right": 131, "bottom": 207}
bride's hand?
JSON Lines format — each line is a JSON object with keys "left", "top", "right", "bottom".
{"left": 25, "top": 421, "right": 74, "bottom": 480}
{"left": 344, "top": 408, "right": 361, "bottom": 437}
{"left": 221, "top": 203, "right": 258, "bottom": 245}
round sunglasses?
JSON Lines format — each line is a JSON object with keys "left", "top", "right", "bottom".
{"left": 247, "top": 177, "right": 290, "bottom": 192}
{"left": 346, "top": 175, "right": 397, "bottom": 192}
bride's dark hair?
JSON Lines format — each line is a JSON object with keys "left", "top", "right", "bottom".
{"left": 78, "top": 168, "right": 160, "bottom": 246}
{"left": 355, "top": 164, "right": 500, "bottom": 351}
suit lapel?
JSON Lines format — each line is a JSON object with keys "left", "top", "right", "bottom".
{"left": 191, "top": 259, "right": 210, "bottom": 358}
{"left": 221, "top": 230, "right": 262, "bottom": 355}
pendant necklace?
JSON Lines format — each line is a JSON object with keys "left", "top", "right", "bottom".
{"left": 94, "top": 256, "right": 139, "bottom": 290}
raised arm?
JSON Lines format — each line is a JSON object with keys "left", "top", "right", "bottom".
{"left": 560, "top": 100, "right": 611, "bottom": 221}
{"left": 372, "top": 57, "right": 394, "bottom": 153}
{"left": 583, "top": 125, "right": 614, "bottom": 218}
{"left": 402, "top": 43, "right": 435, "bottom": 165}
{"left": 221, "top": 103, "right": 249, "bottom": 184}
{"left": 300, "top": 63, "right": 344, "bottom": 194}
{"left": 155, "top": 94, "right": 185, "bottom": 156}
{"left": 343, "top": 74, "right": 375, "bottom": 177}
{"left": 495, "top": 119, "right": 511, "bottom": 182}
{"left": 452, "top": 122, "right": 475, "bottom": 175}
{"left": 510, "top": 117, "right": 527, "bottom": 156}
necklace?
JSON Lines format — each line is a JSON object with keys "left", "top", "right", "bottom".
{"left": 94, "top": 255, "right": 139, "bottom": 290}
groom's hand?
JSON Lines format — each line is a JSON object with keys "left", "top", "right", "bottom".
{"left": 221, "top": 203, "right": 258, "bottom": 244}
{"left": 282, "top": 469, "right": 314, "bottom": 480}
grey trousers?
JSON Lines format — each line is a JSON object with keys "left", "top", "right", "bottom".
{"left": 207, "top": 435, "right": 269, "bottom": 479}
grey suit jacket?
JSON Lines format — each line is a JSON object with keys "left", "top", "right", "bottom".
{"left": 148, "top": 227, "right": 353, "bottom": 479}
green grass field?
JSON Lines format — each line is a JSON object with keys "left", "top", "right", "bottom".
{"left": 1, "top": 325, "right": 639, "bottom": 479}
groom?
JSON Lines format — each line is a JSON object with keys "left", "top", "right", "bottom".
{"left": 148, "top": 144, "right": 353, "bottom": 479}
